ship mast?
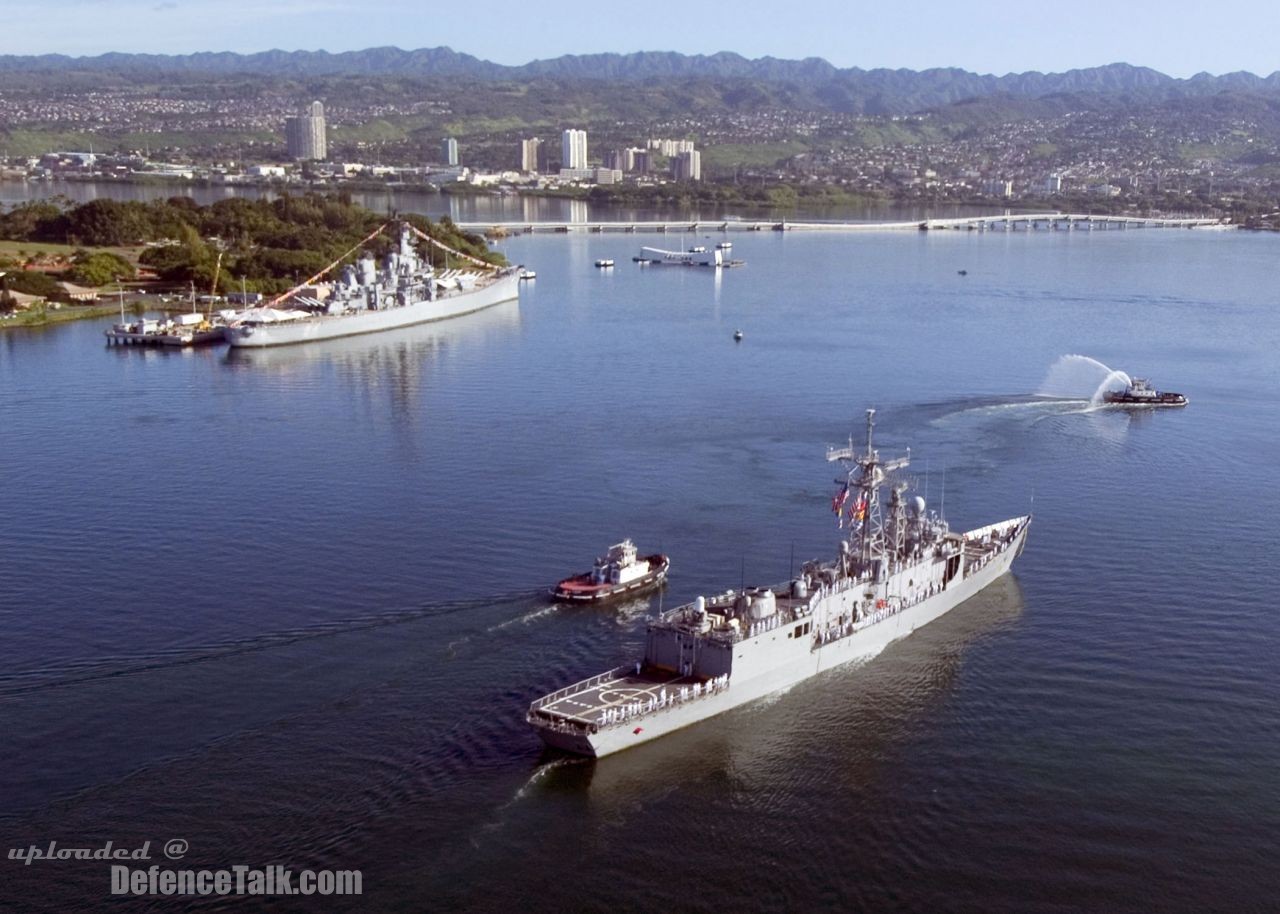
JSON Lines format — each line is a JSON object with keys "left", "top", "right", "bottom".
{"left": 827, "top": 409, "right": 910, "bottom": 581}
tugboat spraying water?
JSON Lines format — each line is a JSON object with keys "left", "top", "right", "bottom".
{"left": 1102, "top": 378, "right": 1188, "bottom": 407}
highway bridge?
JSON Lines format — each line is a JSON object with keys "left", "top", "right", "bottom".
{"left": 458, "top": 214, "right": 1227, "bottom": 236}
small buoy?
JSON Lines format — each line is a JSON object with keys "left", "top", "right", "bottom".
{"left": 733, "top": 330, "right": 744, "bottom": 341}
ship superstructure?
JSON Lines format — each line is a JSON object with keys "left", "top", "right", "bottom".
{"left": 528, "top": 410, "right": 1031, "bottom": 757}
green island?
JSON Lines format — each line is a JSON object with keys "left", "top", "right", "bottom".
{"left": 0, "top": 194, "right": 504, "bottom": 329}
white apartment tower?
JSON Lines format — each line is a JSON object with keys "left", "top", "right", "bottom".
{"left": 285, "top": 100, "right": 327, "bottom": 161}
{"left": 561, "top": 129, "right": 588, "bottom": 169}
{"left": 520, "top": 137, "right": 542, "bottom": 172}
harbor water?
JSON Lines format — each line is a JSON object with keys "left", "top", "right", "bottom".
{"left": 1, "top": 225, "right": 1278, "bottom": 911}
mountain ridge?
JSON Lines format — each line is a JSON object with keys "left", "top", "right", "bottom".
{"left": 5, "top": 49, "right": 1280, "bottom": 117}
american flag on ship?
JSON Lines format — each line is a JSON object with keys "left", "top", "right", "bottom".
{"left": 831, "top": 482, "right": 850, "bottom": 517}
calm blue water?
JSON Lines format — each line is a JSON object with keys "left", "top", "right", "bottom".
{"left": 2, "top": 227, "right": 1278, "bottom": 912}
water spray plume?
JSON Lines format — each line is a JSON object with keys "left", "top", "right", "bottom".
{"left": 1037, "top": 354, "right": 1131, "bottom": 402}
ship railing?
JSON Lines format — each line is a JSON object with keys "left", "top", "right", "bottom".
{"left": 816, "top": 576, "right": 944, "bottom": 645}
{"left": 962, "top": 515, "right": 1029, "bottom": 545}
{"left": 595, "top": 674, "right": 732, "bottom": 731}
{"left": 960, "top": 516, "right": 1028, "bottom": 579}
{"left": 528, "top": 665, "right": 632, "bottom": 713}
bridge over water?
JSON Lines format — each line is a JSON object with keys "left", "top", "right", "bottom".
{"left": 458, "top": 213, "right": 1226, "bottom": 236}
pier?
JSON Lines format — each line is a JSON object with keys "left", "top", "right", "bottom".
{"left": 459, "top": 213, "right": 1226, "bottom": 236}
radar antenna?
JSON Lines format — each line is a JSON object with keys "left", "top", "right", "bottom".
{"left": 826, "top": 409, "right": 911, "bottom": 580}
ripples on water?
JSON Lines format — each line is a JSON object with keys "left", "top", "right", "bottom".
{"left": 2, "top": 229, "right": 1279, "bottom": 911}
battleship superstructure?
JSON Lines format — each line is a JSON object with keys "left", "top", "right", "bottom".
{"left": 528, "top": 410, "right": 1031, "bottom": 757}
{"left": 222, "top": 223, "right": 519, "bottom": 348}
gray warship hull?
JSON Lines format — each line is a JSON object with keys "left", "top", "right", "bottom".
{"left": 223, "top": 271, "right": 520, "bottom": 348}
{"left": 531, "top": 514, "right": 1031, "bottom": 757}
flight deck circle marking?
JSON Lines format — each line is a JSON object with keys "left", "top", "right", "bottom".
{"left": 598, "top": 687, "right": 651, "bottom": 704}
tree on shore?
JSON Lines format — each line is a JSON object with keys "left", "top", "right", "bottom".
{"left": 69, "top": 250, "right": 136, "bottom": 286}
{"left": 0, "top": 194, "right": 505, "bottom": 293}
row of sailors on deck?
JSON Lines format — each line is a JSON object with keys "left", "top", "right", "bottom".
{"left": 818, "top": 592, "right": 920, "bottom": 644}
{"left": 601, "top": 674, "right": 730, "bottom": 726}
{"left": 749, "top": 614, "right": 784, "bottom": 637}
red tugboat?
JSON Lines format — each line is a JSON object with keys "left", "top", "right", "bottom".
{"left": 1102, "top": 377, "right": 1188, "bottom": 407}
{"left": 550, "top": 540, "right": 670, "bottom": 603}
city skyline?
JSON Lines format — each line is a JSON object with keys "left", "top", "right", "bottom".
{"left": 3, "top": 0, "right": 1280, "bottom": 80}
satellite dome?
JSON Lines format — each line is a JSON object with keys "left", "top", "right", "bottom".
{"left": 911, "top": 496, "right": 926, "bottom": 516}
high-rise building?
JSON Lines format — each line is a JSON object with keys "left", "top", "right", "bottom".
{"left": 673, "top": 149, "right": 701, "bottom": 182}
{"left": 285, "top": 100, "right": 327, "bottom": 161}
{"left": 442, "top": 137, "right": 459, "bottom": 166}
{"left": 983, "top": 178, "right": 1013, "bottom": 198}
{"left": 561, "top": 129, "right": 587, "bottom": 169}
{"left": 650, "top": 137, "right": 696, "bottom": 157}
{"left": 520, "top": 137, "right": 542, "bottom": 173}
{"left": 604, "top": 147, "right": 641, "bottom": 172}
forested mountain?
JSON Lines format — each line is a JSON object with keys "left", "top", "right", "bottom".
{"left": 3, "top": 49, "right": 1280, "bottom": 115}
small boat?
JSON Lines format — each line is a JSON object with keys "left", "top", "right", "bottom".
{"left": 733, "top": 329, "right": 744, "bottom": 341}
{"left": 519, "top": 269, "right": 537, "bottom": 280}
{"left": 957, "top": 269, "right": 968, "bottom": 276}
{"left": 550, "top": 540, "right": 670, "bottom": 603}
{"left": 595, "top": 259, "right": 614, "bottom": 268}
{"left": 1102, "top": 378, "right": 1188, "bottom": 407}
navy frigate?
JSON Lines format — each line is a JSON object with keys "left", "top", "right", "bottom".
{"left": 527, "top": 410, "right": 1032, "bottom": 757}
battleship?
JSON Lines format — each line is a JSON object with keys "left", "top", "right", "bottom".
{"left": 527, "top": 410, "right": 1032, "bottom": 757}
{"left": 222, "top": 223, "right": 519, "bottom": 348}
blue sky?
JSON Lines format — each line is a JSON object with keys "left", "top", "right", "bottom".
{"left": 2, "top": 0, "right": 1277, "bottom": 78}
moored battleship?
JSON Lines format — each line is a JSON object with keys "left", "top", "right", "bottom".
{"left": 528, "top": 410, "right": 1031, "bottom": 757}
{"left": 222, "top": 223, "right": 519, "bottom": 348}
